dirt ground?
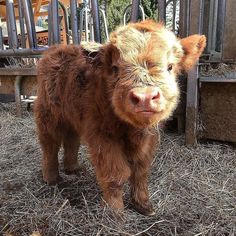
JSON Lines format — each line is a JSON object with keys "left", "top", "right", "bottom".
{"left": 0, "top": 103, "right": 235, "bottom": 236}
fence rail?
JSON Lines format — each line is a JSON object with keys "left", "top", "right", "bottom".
{"left": 0, "top": 0, "right": 181, "bottom": 57}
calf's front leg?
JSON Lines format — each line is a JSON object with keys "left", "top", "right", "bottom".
{"left": 130, "top": 162, "right": 155, "bottom": 215}
{"left": 129, "top": 133, "right": 159, "bottom": 215}
{"left": 90, "top": 142, "right": 131, "bottom": 210}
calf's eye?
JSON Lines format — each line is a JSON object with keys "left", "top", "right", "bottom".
{"left": 112, "top": 65, "right": 119, "bottom": 75}
{"left": 167, "top": 64, "right": 173, "bottom": 72}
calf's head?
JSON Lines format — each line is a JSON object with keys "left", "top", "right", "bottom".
{"left": 96, "top": 20, "right": 206, "bottom": 128}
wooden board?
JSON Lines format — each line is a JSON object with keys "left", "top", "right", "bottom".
{"left": 0, "top": 75, "right": 37, "bottom": 96}
{"left": 200, "top": 83, "right": 236, "bottom": 142}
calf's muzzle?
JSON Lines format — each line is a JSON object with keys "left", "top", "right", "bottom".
{"left": 129, "top": 87, "right": 161, "bottom": 113}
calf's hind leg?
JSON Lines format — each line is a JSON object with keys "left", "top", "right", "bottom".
{"left": 62, "top": 129, "right": 80, "bottom": 174}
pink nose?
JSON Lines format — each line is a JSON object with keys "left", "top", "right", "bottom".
{"left": 129, "top": 87, "right": 160, "bottom": 106}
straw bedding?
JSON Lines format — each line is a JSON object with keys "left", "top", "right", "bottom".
{"left": 0, "top": 103, "right": 235, "bottom": 236}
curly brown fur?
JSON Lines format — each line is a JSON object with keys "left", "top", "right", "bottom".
{"left": 34, "top": 20, "right": 206, "bottom": 215}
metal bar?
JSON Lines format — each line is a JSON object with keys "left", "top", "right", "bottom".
{"left": 185, "top": 0, "right": 190, "bottom": 36}
{"left": 207, "top": 0, "right": 213, "bottom": 52}
{"left": 70, "top": 0, "right": 79, "bottom": 44}
{"left": 185, "top": 0, "right": 203, "bottom": 146}
{"left": 215, "top": 0, "right": 226, "bottom": 53}
{"left": 17, "top": 0, "right": 26, "bottom": 48}
{"left": 211, "top": 0, "right": 218, "bottom": 51}
{"left": 200, "top": 76, "right": 236, "bottom": 83}
{"left": 207, "top": 0, "right": 217, "bottom": 52}
{"left": 139, "top": 5, "right": 145, "bottom": 21}
{"left": 179, "top": 0, "right": 190, "bottom": 37}
{"left": 0, "top": 27, "right": 3, "bottom": 50}
{"left": 48, "top": 3, "right": 53, "bottom": 46}
{"left": 6, "top": 0, "right": 18, "bottom": 49}
{"left": 158, "top": 0, "right": 166, "bottom": 24}
{"left": 90, "top": 20, "right": 95, "bottom": 42}
{"left": 178, "top": 0, "right": 184, "bottom": 37}
{"left": 14, "top": 76, "right": 23, "bottom": 117}
{"left": 22, "top": 0, "right": 37, "bottom": 48}
{"left": 100, "top": 9, "right": 109, "bottom": 41}
{"left": 88, "top": 0, "right": 94, "bottom": 41}
{"left": 91, "top": 0, "right": 101, "bottom": 43}
{"left": 130, "top": 0, "right": 140, "bottom": 23}
{"left": 59, "top": 1, "right": 70, "bottom": 44}
{"left": 6, "top": 7, "right": 12, "bottom": 47}
{"left": 85, "top": 8, "right": 89, "bottom": 41}
{"left": 89, "top": 10, "right": 95, "bottom": 42}
{"left": 0, "top": 48, "right": 47, "bottom": 57}
{"left": 51, "top": 0, "right": 60, "bottom": 44}
{"left": 123, "top": 4, "right": 131, "bottom": 25}
{"left": 222, "top": 0, "right": 236, "bottom": 60}
{"left": 0, "top": 68, "right": 37, "bottom": 76}
{"left": 166, "top": 0, "right": 173, "bottom": 6}
{"left": 172, "top": 0, "right": 177, "bottom": 32}
{"left": 185, "top": 65, "right": 199, "bottom": 146}
{"left": 199, "top": 0, "right": 204, "bottom": 34}
{"left": 79, "top": 8, "right": 85, "bottom": 43}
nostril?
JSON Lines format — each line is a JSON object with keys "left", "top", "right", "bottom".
{"left": 130, "top": 92, "right": 140, "bottom": 105}
{"left": 152, "top": 91, "right": 160, "bottom": 100}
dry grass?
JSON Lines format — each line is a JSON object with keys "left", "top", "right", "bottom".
{"left": 200, "top": 63, "right": 236, "bottom": 79}
{"left": 0, "top": 103, "right": 235, "bottom": 236}
{"left": 3, "top": 57, "right": 39, "bottom": 68}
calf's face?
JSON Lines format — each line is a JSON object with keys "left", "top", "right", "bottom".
{"left": 100, "top": 21, "right": 206, "bottom": 128}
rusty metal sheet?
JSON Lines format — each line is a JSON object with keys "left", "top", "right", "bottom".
{"left": 222, "top": 0, "right": 236, "bottom": 60}
{"left": 0, "top": 75, "right": 37, "bottom": 96}
{"left": 200, "top": 83, "right": 236, "bottom": 142}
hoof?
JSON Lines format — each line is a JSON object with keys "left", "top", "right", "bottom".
{"left": 131, "top": 200, "right": 156, "bottom": 216}
{"left": 64, "top": 168, "right": 80, "bottom": 176}
{"left": 101, "top": 200, "right": 125, "bottom": 221}
{"left": 101, "top": 197, "right": 125, "bottom": 211}
{"left": 43, "top": 175, "right": 62, "bottom": 185}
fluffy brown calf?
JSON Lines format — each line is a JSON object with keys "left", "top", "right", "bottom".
{"left": 35, "top": 20, "right": 206, "bottom": 215}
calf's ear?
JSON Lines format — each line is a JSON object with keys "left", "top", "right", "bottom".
{"left": 180, "top": 35, "right": 206, "bottom": 71}
{"left": 100, "top": 44, "right": 120, "bottom": 73}
{"left": 81, "top": 43, "right": 119, "bottom": 70}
